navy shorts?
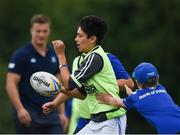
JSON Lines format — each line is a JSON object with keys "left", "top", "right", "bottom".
{"left": 13, "top": 109, "right": 64, "bottom": 134}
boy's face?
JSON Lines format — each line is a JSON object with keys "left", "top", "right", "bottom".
{"left": 75, "top": 27, "right": 96, "bottom": 53}
{"left": 31, "top": 23, "right": 50, "bottom": 46}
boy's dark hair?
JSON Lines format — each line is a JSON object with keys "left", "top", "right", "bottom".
{"left": 79, "top": 15, "right": 108, "bottom": 45}
{"left": 30, "top": 14, "right": 51, "bottom": 26}
{"left": 141, "top": 77, "right": 159, "bottom": 88}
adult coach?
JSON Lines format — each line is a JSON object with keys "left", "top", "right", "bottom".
{"left": 6, "top": 14, "right": 67, "bottom": 134}
{"left": 50, "top": 15, "right": 127, "bottom": 134}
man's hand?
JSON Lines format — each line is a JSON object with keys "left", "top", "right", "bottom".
{"left": 17, "top": 108, "right": 32, "bottom": 126}
{"left": 42, "top": 101, "right": 57, "bottom": 114}
{"left": 52, "top": 40, "right": 65, "bottom": 57}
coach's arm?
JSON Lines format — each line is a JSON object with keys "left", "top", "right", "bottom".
{"left": 6, "top": 72, "right": 32, "bottom": 126}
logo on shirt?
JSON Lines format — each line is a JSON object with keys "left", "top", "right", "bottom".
{"left": 30, "top": 58, "right": 36, "bottom": 63}
{"left": 139, "top": 89, "right": 166, "bottom": 100}
{"left": 147, "top": 72, "right": 155, "bottom": 76}
{"left": 8, "top": 63, "right": 15, "bottom": 69}
{"left": 84, "top": 84, "right": 97, "bottom": 94}
{"left": 51, "top": 56, "right": 57, "bottom": 63}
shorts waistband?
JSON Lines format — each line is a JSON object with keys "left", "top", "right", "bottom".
{"left": 91, "top": 108, "right": 120, "bottom": 122}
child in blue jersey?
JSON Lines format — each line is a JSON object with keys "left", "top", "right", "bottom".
{"left": 97, "top": 62, "right": 180, "bottom": 134}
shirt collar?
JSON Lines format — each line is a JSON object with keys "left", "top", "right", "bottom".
{"left": 83, "top": 45, "right": 100, "bottom": 57}
{"left": 28, "top": 42, "right": 50, "bottom": 57}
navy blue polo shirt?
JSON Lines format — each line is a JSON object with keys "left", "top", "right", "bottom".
{"left": 8, "top": 43, "right": 59, "bottom": 113}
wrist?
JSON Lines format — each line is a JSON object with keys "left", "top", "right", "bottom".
{"left": 16, "top": 104, "right": 25, "bottom": 112}
{"left": 111, "top": 98, "right": 120, "bottom": 107}
{"left": 57, "top": 54, "right": 65, "bottom": 59}
{"left": 59, "top": 64, "right": 68, "bottom": 69}
{"left": 54, "top": 97, "right": 62, "bottom": 108}
{"left": 17, "top": 107, "right": 26, "bottom": 114}
{"left": 59, "top": 112, "right": 66, "bottom": 116}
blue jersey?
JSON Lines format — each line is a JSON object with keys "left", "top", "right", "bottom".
{"left": 8, "top": 43, "right": 59, "bottom": 113}
{"left": 107, "top": 53, "right": 130, "bottom": 79}
{"left": 123, "top": 84, "right": 180, "bottom": 134}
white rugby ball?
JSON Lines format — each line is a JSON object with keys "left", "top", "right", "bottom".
{"left": 30, "top": 71, "right": 61, "bottom": 97}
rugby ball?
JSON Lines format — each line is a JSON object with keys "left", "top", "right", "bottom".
{"left": 30, "top": 71, "right": 61, "bottom": 97}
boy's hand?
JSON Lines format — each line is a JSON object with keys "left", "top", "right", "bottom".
{"left": 96, "top": 93, "right": 115, "bottom": 106}
{"left": 96, "top": 93, "right": 125, "bottom": 108}
{"left": 124, "top": 84, "right": 133, "bottom": 96}
{"left": 42, "top": 101, "right": 57, "bottom": 114}
{"left": 52, "top": 40, "right": 65, "bottom": 57}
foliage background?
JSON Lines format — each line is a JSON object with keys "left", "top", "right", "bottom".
{"left": 0, "top": 0, "right": 180, "bottom": 133}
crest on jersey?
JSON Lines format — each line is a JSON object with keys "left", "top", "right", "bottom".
{"left": 51, "top": 56, "right": 57, "bottom": 63}
{"left": 30, "top": 58, "right": 37, "bottom": 63}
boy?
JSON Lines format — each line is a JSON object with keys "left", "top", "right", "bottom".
{"left": 43, "top": 15, "right": 127, "bottom": 134}
{"left": 97, "top": 62, "right": 180, "bottom": 134}
{"left": 43, "top": 53, "right": 134, "bottom": 134}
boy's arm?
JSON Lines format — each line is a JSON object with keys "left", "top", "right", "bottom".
{"left": 96, "top": 93, "right": 126, "bottom": 108}
{"left": 42, "top": 86, "right": 85, "bottom": 114}
{"left": 56, "top": 72, "right": 86, "bottom": 100}
{"left": 52, "top": 40, "right": 103, "bottom": 99}
{"left": 60, "top": 86, "right": 86, "bottom": 100}
{"left": 117, "top": 78, "right": 134, "bottom": 91}
{"left": 52, "top": 40, "right": 85, "bottom": 99}
{"left": 124, "top": 84, "right": 133, "bottom": 96}
{"left": 96, "top": 85, "right": 135, "bottom": 109}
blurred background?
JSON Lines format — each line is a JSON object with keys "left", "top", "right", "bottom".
{"left": 0, "top": 0, "right": 180, "bottom": 133}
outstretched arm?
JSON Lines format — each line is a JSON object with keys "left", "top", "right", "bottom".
{"left": 96, "top": 93, "right": 126, "bottom": 108}
{"left": 96, "top": 85, "right": 133, "bottom": 107}
{"left": 96, "top": 85, "right": 135, "bottom": 109}
{"left": 42, "top": 86, "right": 85, "bottom": 114}
{"left": 42, "top": 91, "right": 69, "bottom": 114}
